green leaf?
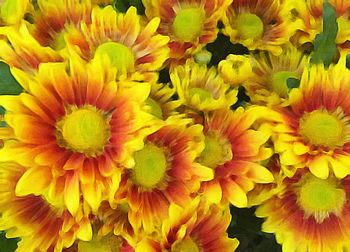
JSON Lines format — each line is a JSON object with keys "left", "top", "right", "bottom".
{"left": 0, "top": 62, "right": 22, "bottom": 95}
{"left": 287, "top": 77, "right": 300, "bottom": 90}
{"left": 0, "top": 231, "right": 19, "bottom": 252}
{"left": 310, "top": 1, "right": 338, "bottom": 67}
{"left": 346, "top": 54, "right": 350, "bottom": 69}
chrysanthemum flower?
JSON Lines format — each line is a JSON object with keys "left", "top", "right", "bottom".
{"left": 222, "top": 0, "right": 298, "bottom": 55}
{"left": 171, "top": 60, "right": 238, "bottom": 112}
{"left": 0, "top": 162, "right": 92, "bottom": 251}
{"left": 256, "top": 170, "right": 350, "bottom": 252}
{"left": 136, "top": 198, "right": 239, "bottom": 252}
{"left": 0, "top": 0, "right": 29, "bottom": 26}
{"left": 68, "top": 6, "right": 169, "bottom": 81}
{"left": 146, "top": 81, "right": 181, "bottom": 120}
{"left": 267, "top": 62, "right": 350, "bottom": 179}
{"left": 0, "top": 23, "right": 63, "bottom": 72}
{"left": 0, "top": 54, "right": 155, "bottom": 216}
{"left": 30, "top": 0, "right": 92, "bottom": 49}
{"left": 219, "top": 46, "right": 308, "bottom": 106}
{"left": 112, "top": 119, "right": 213, "bottom": 233}
{"left": 142, "top": 0, "right": 231, "bottom": 62}
{"left": 198, "top": 107, "right": 274, "bottom": 207}
{"left": 292, "top": 0, "right": 350, "bottom": 46}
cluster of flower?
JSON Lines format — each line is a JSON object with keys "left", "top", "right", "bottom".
{"left": 0, "top": 0, "right": 350, "bottom": 251}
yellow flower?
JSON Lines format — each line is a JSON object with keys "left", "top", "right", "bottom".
{"left": 0, "top": 162, "right": 92, "bottom": 251}
{"left": 222, "top": 0, "right": 299, "bottom": 55}
{"left": 220, "top": 45, "right": 308, "bottom": 107}
{"left": 111, "top": 118, "right": 213, "bottom": 233}
{"left": 199, "top": 107, "right": 274, "bottom": 207}
{"left": 256, "top": 170, "right": 350, "bottom": 252}
{"left": 267, "top": 62, "right": 350, "bottom": 179}
{"left": 0, "top": 0, "right": 29, "bottom": 25}
{"left": 0, "top": 54, "right": 155, "bottom": 216}
{"left": 142, "top": 0, "right": 231, "bottom": 63}
{"left": 171, "top": 60, "right": 238, "bottom": 112}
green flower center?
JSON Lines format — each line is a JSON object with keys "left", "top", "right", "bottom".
{"left": 78, "top": 234, "right": 122, "bottom": 252}
{"left": 297, "top": 174, "right": 346, "bottom": 222}
{"left": 299, "top": 110, "right": 344, "bottom": 147}
{"left": 236, "top": 13, "right": 264, "bottom": 40}
{"left": 172, "top": 238, "right": 200, "bottom": 252}
{"left": 146, "top": 97, "right": 163, "bottom": 119}
{"left": 271, "top": 71, "right": 298, "bottom": 98}
{"left": 59, "top": 107, "right": 110, "bottom": 156}
{"left": 173, "top": 8, "right": 205, "bottom": 42}
{"left": 95, "top": 42, "right": 135, "bottom": 71}
{"left": 133, "top": 143, "right": 167, "bottom": 188}
{"left": 188, "top": 87, "right": 213, "bottom": 102}
{"left": 198, "top": 133, "right": 232, "bottom": 169}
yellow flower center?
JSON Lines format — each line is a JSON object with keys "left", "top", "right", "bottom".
{"left": 198, "top": 133, "right": 232, "bottom": 169}
{"left": 271, "top": 71, "right": 298, "bottom": 98}
{"left": 78, "top": 234, "right": 122, "bottom": 252}
{"left": 173, "top": 8, "right": 205, "bottom": 42}
{"left": 172, "top": 238, "right": 200, "bottom": 252}
{"left": 146, "top": 97, "right": 163, "bottom": 119}
{"left": 133, "top": 143, "right": 167, "bottom": 189}
{"left": 188, "top": 87, "right": 213, "bottom": 102}
{"left": 58, "top": 107, "right": 110, "bottom": 156}
{"left": 235, "top": 13, "right": 264, "bottom": 40}
{"left": 95, "top": 42, "right": 135, "bottom": 72}
{"left": 297, "top": 174, "right": 346, "bottom": 223}
{"left": 299, "top": 110, "right": 344, "bottom": 147}
{"left": 0, "top": 0, "right": 16, "bottom": 20}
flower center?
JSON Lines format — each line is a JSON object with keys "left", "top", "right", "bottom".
{"left": 188, "top": 87, "right": 213, "bottom": 102}
{"left": 57, "top": 107, "right": 110, "bottom": 156}
{"left": 271, "top": 71, "right": 298, "bottom": 98}
{"left": 299, "top": 110, "right": 344, "bottom": 147}
{"left": 146, "top": 97, "right": 163, "bottom": 119}
{"left": 297, "top": 174, "right": 346, "bottom": 223}
{"left": 95, "top": 42, "right": 135, "bottom": 72}
{"left": 133, "top": 143, "right": 167, "bottom": 189}
{"left": 0, "top": 0, "right": 16, "bottom": 21}
{"left": 198, "top": 133, "right": 232, "bottom": 169}
{"left": 172, "top": 7, "right": 205, "bottom": 42}
{"left": 235, "top": 13, "right": 264, "bottom": 40}
{"left": 78, "top": 234, "right": 122, "bottom": 252}
{"left": 172, "top": 238, "right": 200, "bottom": 252}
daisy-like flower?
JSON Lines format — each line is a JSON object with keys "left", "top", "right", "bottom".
{"left": 219, "top": 46, "right": 308, "bottom": 107}
{"left": 198, "top": 107, "right": 274, "bottom": 207}
{"left": 0, "top": 0, "right": 29, "bottom": 26}
{"left": 0, "top": 23, "right": 63, "bottom": 72}
{"left": 267, "top": 62, "right": 350, "bottom": 179}
{"left": 112, "top": 118, "right": 213, "bottom": 233}
{"left": 171, "top": 60, "right": 238, "bottom": 112}
{"left": 142, "top": 0, "right": 231, "bottom": 62}
{"left": 146, "top": 81, "right": 181, "bottom": 120}
{"left": 256, "top": 170, "right": 350, "bottom": 252}
{"left": 0, "top": 162, "right": 92, "bottom": 251}
{"left": 222, "top": 0, "right": 298, "bottom": 55}
{"left": 30, "top": 0, "right": 92, "bottom": 49}
{"left": 292, "top": 0, "right": 350, "bottom": 46}
{"left": 69, "top": 6, "right": 169, "bottom": 81}
{"left": 0, "top": 54, "right": 155, "bottom": 216}
{"left": 136, "top": 198, "right": 239, "bottom": 252}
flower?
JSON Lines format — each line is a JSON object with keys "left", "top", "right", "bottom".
{"left": 142, "top": 0, "right": 231, "bottom": 63}
{"left": 222, "top": 0, "right": 298, "bottom": 55}
{"left": 68, "top": 6, "right": 169, "bottom": 81}
{"left": 0, "top": 0, "right": 29, "bottom": 26}
{"left": 0, "top": 54, "right": 155, "bottom": 216}
{"left": 256, "top": 169, "right": 350, "bottom": 252}
{"left": 267, "top": 62, "right": 350, "bottom": 179}
{"left": 112, "top": 118, "right": 213, "bottom": 233}
{"left": 136, "top": 198, "right": 239, "bottom": 252}
{"left": 0, "top": 162, "right": 92, "bottom": 251}
{"left": 198, "top": 107, "right": 274, "bottom": 207}
{"left": 171, "top": 60, "right": 238, "bottom": 112}
{"left": 220, "top": 46, "right": 308, "bottom": 106}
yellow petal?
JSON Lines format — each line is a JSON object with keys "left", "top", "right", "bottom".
{"left": 76, "top": 220, "right": 92, "bottom": 241}
{"left": 203, "top": 182, "right": 222, "bottom": 204}
{"left": 64, "top": 172, "right": 80, "bottom": 215}
{"left": 308, "top": 156, "right": 329, "bottom": 179}
{"left": 82, "top": 183, "right": 102, "bottom": 213}
{"left": 292, "top": 142, "right": 310, "bottom": 155}
{"left": 225, "top": 181, "right": 248, "bottom": 208}
{"left": 15, "top": 166, "right": 52, "bottom": 196}
{"left": 329, "top": 158, "right": 349, "bottom": 179}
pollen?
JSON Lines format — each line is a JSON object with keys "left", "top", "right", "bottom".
{"left": 235, "top": 13, "right": 264, "bottom": 40}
